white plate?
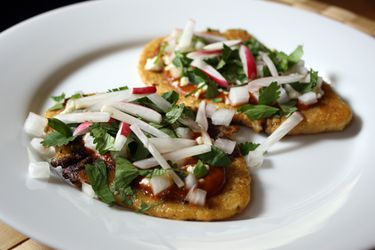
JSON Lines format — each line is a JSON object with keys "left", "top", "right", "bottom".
{"left": 0, "top": 1, "right": 374, "bottom": 249}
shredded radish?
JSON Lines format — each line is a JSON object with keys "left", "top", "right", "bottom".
{"left": 185, "top": 173, "right": 197, "bottom": 189}
{"left": 211, "top": 108, "right": 235, "bottom": 126}
{"left": 194, "top": 32, "right": 226, "bottom": 42}
{"left": 260, "top": 52, "right": 279, "bottom": 77}
{"left": 130, "top": 124, "right": 184, "bottom": 187}
{"left": 205, "top": 103, "right": 217, "bottom": 118}
{"left": 214, "top": 138, "right": 236, "bottom": 154}
{"left": 82, "top": 183, "right": 97, "bottom": 198}
{"left": 54, "top": 112, "right": 110, "bottom": 124}
{"left": 201, "top": 130, "right": 212, "bottom": 145}
{"left": 147, "top": 93, "right": 172, "bottom": 112}
{"left": 30, "top": 138, "right": 55, "bottom": 159}
{"left": 298, "top": 92, "right": 318, "bottom": 105}
{"left": 196, "top": 101, "right": 208, "bottom": 131}
{"left": 203, "top": 39, "right": 242, "bottom": 51}
{"left": 247, "top": 112, "right": 304, "bottom": 168}
{"left": 239, "top": 45, "right": 257, "bottom": 80}
{"left": 73, "top": 121, "right": 92, "bottom": 136}
{"left": 101, "top": 106, "right": 169, "bottom": 138}
{"left": 149, "top": 138, "right": 196, "bottom": 153}
{"left": 178, "top": 118, "right": 201, "bottom": 132}
{"left": 24, "top": 112, "right": 47, "bottom": 138}
{"left": 187, "top": 50, "right": 222, "bottom": 60}
{"left": 112, "top": 102, "right": 162, "bottom": 123}
{"left": 185, "top": 186, "right": 207, "bottom": 205}
{"left": 229, "top": 85, "right": 250, "bottom": 106}
{"left": 85, "top": 92, "right": 149, "bottom": 112}
{"left": 175, "top": 127, "right": 192, "bottom": 139}
{"left": 248, "top": 73, "right": 306, "bottom": 95}
{"left": 28, "top": 161, "right": 50, "bottom": 179}
{"left": 150, "top": 174, "right": 173, "bottom": 195}
{"left": 132, "top": 86, "right": 157, "bottom": 94}
{"left": 133, "top": 144, "right": 211, "bottom": 169}
{"left": 113, "top": 123, "right": 129, "bottom": 151}
{"left": 175, "top": 19, "right": 195, "bottom": 52}
{"left": 191, "top": 59, "right": 229, "bottom": 88}
{"left": 72, "top": 90, "right": 129, "bottom": 109}
{"left": 277, "top": 87, "right": 290, "bottom": 104}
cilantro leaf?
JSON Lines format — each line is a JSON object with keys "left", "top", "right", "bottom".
{"left": 154, "top": 42, "right": 167, "bottom": 65}
{"left": 197, "top": 146, "right": 231, "bottom": 167}
{"left": 69, "top": 93, "right": 82, "bottom": 99}
{"left": 269, "top": 45, "right": 304, "bottom": 73}
{"left": 85, "top": 160, "right": 115, "bottom": 205}
{"left": 239, "top": 142, "right": 260, "bottom": 155}
{"left": 47, "top": 118, "right": 72, "bottom": 137}
{"left": 89, "top": 123, "right": 118, "bottom": 154}
{"left": 280, "top": 100, "right": 298, "bottom": 117}
{"left": 126, "top": 134, "right": 150, "bottom": 161}
{"left": 193, "top": 160, "right": 208, "bottom": 178}
{"left": 288, "top": 45, "right": 304, "bottom": 64}
{"left": 216, "top": 44, "right": 233, "bottom": 70}
{"left": 41, "top": 131, "right": 75, "bottom": 147}
{"left": 165, "top": 104, "right": 184, "bottom": 124}
{"left": 244, "top": 38, "right": 271, "bottom": 57}
{"left": 137, "top": 201, "right": 161, "bottom": 214}
{"left": 205, "top": 81, "right": 219, "bottom": 99}
{"left": 172, "top": 52, "right": 192, "bottom": 68}
{"left": 107, "top": 86, "right": 129, "bottom": 92}
{"left": 49, "top": 93, "right": 65, "bottom": 111}
{"left": 51, "top": 93, "right": 65, "bottom": 102}
{"left": 258, "top": 82, "right": 280, "bottom": 105}
{"left": 162, "top": 91, "right": 179, "bottom": 105}
{"left": 289, "top": 69, "right": 318, "bottom": 94}
{"left": 238, "top": 104, "right": 279, "bottom": 120}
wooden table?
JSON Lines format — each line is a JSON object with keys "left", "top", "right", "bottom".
{"left": 1, "top": 0, "right": 374, "bottom": 249}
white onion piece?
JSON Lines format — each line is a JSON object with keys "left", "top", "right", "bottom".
{"left": 187, "top": 50, "right": 222, "bottom": 60}
{"left": 102, "top": 106, "right": 169, "bottom": 138}
{"left": 149, "top": 138, "right": 196, "bottom": 153}
{"left": 147, "top": 93, "right": 172, "bottom": 112}
{"left": 229, "top": 85, "right": 250, "bottom": 106}
{"left": 133, "top": 145, "right": 211, "bottom": 169}
{"left": 175, "top": 127, "right": 192, "bottom": 139}
{"left": 277, "top": 87, "right": 290, "bottom": 104}
{"left": 185, "top": 186, "right": 207, "bottom": 206}
{"left": 201, "top": 130, "right": 212, "bottom": 145}
{"left": 30, "top": 138, "right": 55, "bottom": 159}
{"left": 205, "top": 103, "right": 217, "bottom": 118}
{"left": 28, "top": 161, "right": 50, "bottom": 179}
{"left": 130, "top": 124, "right": 184, "bottom": 187}
{"left": 203, "top": 39, "right": 241, "bottom": 51}
{"left": 24, "top": 112, "right": 47, "bottom": 138}
{"left": 54, "top": 112, "right": 110, "bottom": 124}
{"left": 82, "top": 183, "right": 97, "bottom": 198}
{"left": 150, "top": 174, "right": 173, "bottom": 195}
{"left": 83, "top": 133, "right": 97, "bottom": 151}
{"left": 196, "top": 101, "right": 208, "bottom": 131}
{"left": 246, "top": 150, "right": 264, "bottom": 169}
{"left": 194, "top": 32, "right": 226, "bottom": 42}
{"left": 248, "top": 73, "right": 306, "bottom": 95}
{"left": 112, "top": 102, "right": 162, "bottom": 123}
{"left": 214, "top": 138, "right": 236, "bottom": 154}
{"left": 211, "top": 108, "right": 235, "bottom": 126}
{"left": 73, "top": 121, "right": 92, "bottom": 136}
{"left": 185, "top": 173, "right": 197, "bottom": 189}
{"left": 298, "top": 92, "right": 318, "bottom": 105}
{"left": 260, "top": 52, "right": 279, "bottom": 77}
{"left": 175, "top": 19, "right": 195, "bottom": 52}
{"left": 191, "top": 59, "right": 229, "bottom": 88}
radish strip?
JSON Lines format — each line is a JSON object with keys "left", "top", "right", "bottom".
{"left": 149, "top": 138, "right": 196, "bottom": 153}
{"left": 203, "top": 39, "right": 242, "bottom": 51}
{"left": 101, "top": 106, "right": 169, "bottom": 138}
{"left": 191, "top": 59, "right": 229, "bottom": 88}
{"left": 73, "top": 121, "right": 92, "bottom": 136}
{"left": 130, "top": 124, "right": 184, "bottom": 187}
{"left": 132, "top": 86, "right": 157, "bottom": 94}
{"left": 133, "top": 145, "right": 211, "bottom": 169}
{"left": 239, "top": 45, "right": 257, "bottom": 80}
{"left": 260, "top": 52, "right": 279, "bottom": 77}
{"left": 85, "top": 93, "right": 149, "bottom": 112}
{"left": 194, "top": 32, "right": 226, "bottom": 42}
{"left": 187, "top": 50, "right": 222, "bottom": 60}
{"left": 147, "top": 93, "right": 172, "bottom": 112}
{"left": 54, "top": 112, "right": 110, "bottom": 124}
{"left": 72, "top": 90, "right": 130, "bottom": 109}
{"left": 175, "top": 19, "right": 195, "bottom": 52}
{"left": 112, "top": 102, "right": 162, "bottom": 123}
{"left": 196, "top": 101, "right": 208, "bottom": 131}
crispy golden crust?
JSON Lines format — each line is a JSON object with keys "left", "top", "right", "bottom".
{"left": 138, "top": 30, "right": 352, "bottom": 135}
{"left": 125, "top": 157, "right": 251, "bottom": 221}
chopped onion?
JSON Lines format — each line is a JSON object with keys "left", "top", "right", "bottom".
{"left": 191, "top": 59, "right": 229, "bottom": 88}
{"left": 229, "top": 85, "right": 250, "bottom": 106}
{"left": 214, "top": 138, "right": 236, "bottom": 154}
{"left": 28, "top": 161, "right": 50, "bottom": 179}
{"left": 205, "top": 103, "right": 217, "bottom": 118}
{"left": 194, "top": 32, "right": 226, "bottom": 42}
{"left": 246, "top": 149, "right": 264, "bottom": 169}
{"left": 30, "top": 138, "right": 55, "bottom": 159}
{"left": 112, "top": 102, "right": 162, "bottom": 123}
{"left": 54, "top": 112, "right": 110, "bottom": 124}
{"left": 298, "top": 92, "right": 318, "bottom": 105}
{"left": 133, "top": 144, "right": 211, "bottom": 169}
{"left": 187, "top": 50, "right": 222, "bottom": 60}
{"left": 102, "top": 106, "right": 169, "bottom": 138}
{"left": 82, "top": 183, "right": 97, "bottom": 198}
{"left": 203, "top": 39, "right": 241, "bottom": 51}
{"left": 24, "top": 112, "right": 47, "bottom": 138}
{"left": 260, "top": 52, "right": 279, "bottom": 77}
{"left": 185, "top": 186, "right": 207, "bottom": 206}
{"left": 211, "top": 108, "right": 235, "bottom": 126}
{"left": 175, "top": 19, "right": 195, "bottom": 52}
{"left": 130, "top": 124, "right": 184, "bottom": 187}
{"left": 196, "top": 101, "right": 208, "bottom": 131}
{"left": 248, "top": 73, "right": 306, "bottom": 95}
{"left": 175, "top": 127, "right": 192, "bottom": 139}
{"left": 150, "top": 174, "right": 173, "bottom": 195}
{"left": 185, "top": 173, "right": 197, "bottom": 189}
{"left": 239, "top": 45, "right": 257, "bottom": 80}
{"left": 149, "top": 138, "right": 196, "bottom": 153}
{"left": 73, "top": 121, "right": 92, "bottom": 136}
{"left": 147, "top": 93, "right": 172, "bottom": 112}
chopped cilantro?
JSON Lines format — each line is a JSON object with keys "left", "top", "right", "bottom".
{"left": 69, "top": 93, "right": 82, "bottom": 100}
{"left": 137, "top": 201, "right": 161, "bottom": 213}
{"left": 193, "top": 160, "right": 209, "bottom": 178}
{"left": 48, "top": 93, "right": 65, "bottom": 111}
{"left": 165, "top": 104, "right": 194, "bottom": 124}
{"left": 89, "top": 122, "right": 118, "bottom": 154}
{"left": 244, "top": 37, "right": 271, "bottom": 57}
{"left": 239, "top": 142, "right": 260, "bottom": 155}
{"left": 269, "top": 45, "right": 304, "bottom": 73}
{"left": 162, "top": 91, "right": 179, "bottom": 105}
{"left": 154, "top": 42, "right": 167, "bottom": 65}
{"left": 41, "top": 118, "right": 75, "bottom": 147}
{"left": 172, "top": 51, "right": 192, "bottom": 68}
{"left": 258, "top": 82, "right": 281, "bottom": 105}
{"left": 238, "top": 104, "right": 279, "bottom": 120}
{"left": 205, "top": 81, "right": 219, "bottom": 99}
{"left": 197, "top": 146, "right": 231, "bottom": 167}
{"left": 212, "top": 97, "right": 223, "bottom": 103}
{"left": 280, "top": 100, "right": 298, "bottom": 117}
{"left": 107, "top": 86, "right": 129, "bottom": 92}
{"left": 289, "top": 69, "right": 318, "bottom": 94}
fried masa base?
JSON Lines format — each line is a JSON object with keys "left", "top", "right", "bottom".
{"left": 138, "top": 30, "right": 353, "bottom": 135}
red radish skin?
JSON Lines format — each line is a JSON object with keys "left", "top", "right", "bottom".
{"left": 191, "top": 60, "right": 229, "bottom": 88}
{"left": 187, "top": 50, "right": 222, "bottom": 60}
{"left": 240, "top": 45, "right": 257, "bottom": 80}
{"left": 120, "top": 122, "right": 131, "bottom": 136}
{"left": 73, "top": 121, "right": 92, "bottom": 136}
{"left": 132, "top": 86, "right": 157, "bottom": 94}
